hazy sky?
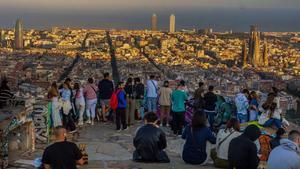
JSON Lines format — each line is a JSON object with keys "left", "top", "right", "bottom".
{"left": 0, "top": 0, "right": 299, "bottom": 31}
{"left": 2, "top": 0, "right": 300, "bottom": 11}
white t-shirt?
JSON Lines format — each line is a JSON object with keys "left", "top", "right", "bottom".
{"left": 216, "top": 129, "right": 241, "bottom": 160}
{"left": 146, "top": 80, "right": 158, "bottom": 98}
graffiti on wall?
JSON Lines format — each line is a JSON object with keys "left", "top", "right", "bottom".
{"left": 32, "top": 105, "right": 48, "bottom": 144}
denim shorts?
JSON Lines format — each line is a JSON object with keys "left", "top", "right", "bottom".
{"left": 100, "top": 99, "right": 110, "bottom": 106}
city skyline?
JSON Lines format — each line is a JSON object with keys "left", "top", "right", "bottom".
{"left": 0, "top": 8, "right": 299, "bottom": 32}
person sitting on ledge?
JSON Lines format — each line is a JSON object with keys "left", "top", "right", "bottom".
{"left": 133, "top": 112, "right": 170, "bottom": 163}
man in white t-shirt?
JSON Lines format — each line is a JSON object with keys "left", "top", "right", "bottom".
{"left": 146, "top": 75, "right": 158, "bottom": 113}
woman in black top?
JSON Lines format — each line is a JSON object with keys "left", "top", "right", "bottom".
{"left": 134, "top": 77, "right": 145, "bottom": 120}
{"left": 125, "top": 77, "right": 135, "bottom": 125}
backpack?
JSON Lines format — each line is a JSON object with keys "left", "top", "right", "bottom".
{"left": 110, "top": 89, "right": 121, "bottom": 111}
{"left": 259, "top": 134, "right": 272, "bottom": 161}
{"left": 214, "top": 96, "right": 235, "bottom": 127}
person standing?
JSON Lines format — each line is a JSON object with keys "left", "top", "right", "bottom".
{"left": 60, "top": 82, "right": 76, "bottom": 132}
{"left": 74, "top": 82, "right": 85, "bottom": 126}
{"left": 158, "top": 81, "right": 172, "bottom": 127}
{"left": 249, "top": 91, "right": 259, "bottom": 121}
{"left": 235, "top": 89, "right": 250, "bottom": 123}
{"left": 42, "top": 126, "right": 85, "bottom": 169}
{"left": 48, "top": 82, "right": 62, "bottom": 127}
{"left": 272, "top": 87, "right": 281, "bottom": 109}
{"left": 194, "top": 82, "right": 205, "bottom": 110}
{"left": 203, "top": 85, "right": 218, "bottom": 128}
{"left": 182, "top": 111, "right": 216, "bottom": 165}
{"left": 83, "top": 78, "right": 98, "bottom": 125}
{"left": 228, "top": 125, "right": 261, "bottom": 169}
{"left": 146, "top": 75, "right": 158, "bottom": 113}
{"left": 133, "top": 77, "right": 144, "bottom": 120}
{"left": 267, "top": 130, "right": 300, "bottom": 169}
{"left": 115, "top": 82, "right": 127, "bottom": 131}
{"left": 98, "top": 73, "right": 114, "bottom": 122}
{"left": 125, "top": 77, "right": 135, "bottom": 126}
{"left": 171, "top": 80, "right": 188, "bottom": 135}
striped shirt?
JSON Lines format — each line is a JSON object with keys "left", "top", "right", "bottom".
{"left": 0, "top": 89, "right": 15, "bottom": 107}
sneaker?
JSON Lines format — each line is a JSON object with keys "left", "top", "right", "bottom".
{"left": 86, "top": 119, "right": 91, "bottom": 124}
{"left": 123, "top": 127, "right": 128, "bottom": 131}
{"left": 91, "top": 120, "right": 94, "bottom": 126}
{"left": 78, "top": 121, "right": 83, "bottom": 126}
{"left": 117, "top": 129, "right": 122, "bottom": 132}
{"left": 69, "top": 130, "right": 77, "bottom": 134}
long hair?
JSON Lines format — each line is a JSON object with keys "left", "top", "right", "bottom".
{"left": 191, "top": 111, "right": 207, "bottom": 129}
{"left": 250, "top": 91, "right": 258, "bottom": 100}
{"left": 74, "top": 82, "right": 80, "bottom": 96}
{"left": 48, "top": 82, "right": 59, "bottom": 98}
{"left": 225, "top": 118, "right": 240, "bottom": 132}
{"left": 262, "top": 93, "right": 275, "bottom": 110}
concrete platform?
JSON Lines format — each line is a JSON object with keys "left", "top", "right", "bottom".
{"left": 8, "top": 122, "right": 217, "bottom": 169}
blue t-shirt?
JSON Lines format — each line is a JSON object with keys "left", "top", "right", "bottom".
{"left": 60, "top": 88, "right": 71, "bottom": 101}
{"left": 250, "top": 99, "right": 259, "bottom": 108}
{"left": 117, "top": 90, "right": 126, "bottom": 108}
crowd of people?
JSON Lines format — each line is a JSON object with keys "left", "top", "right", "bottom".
{"left": 47, "top": 73, "right": 114, "bottom": 132}
{"left": 43, "top": 74, "right": 300, "bottom": 169}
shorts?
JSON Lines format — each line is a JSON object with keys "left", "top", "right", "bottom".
{"left": 100, "top": 99, "right": 110, "bottom": 107}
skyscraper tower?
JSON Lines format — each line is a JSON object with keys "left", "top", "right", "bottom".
{"left": 242, "top": 40, "right": 248, "bottom": 68}
{"left": 14, "top": 19, "right": 24, "bottom": 49}
{"left": 248, "top": 25, "right": 260, "bottom": 67}
{"left": 169, "top": 14, "right": 176, "bottom": 33}
{"left": 151, "top": 14, "right": 157, "bottom": 31}
{"left": 263, "top": 38, "right": 269, "bottom": 67}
